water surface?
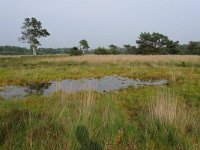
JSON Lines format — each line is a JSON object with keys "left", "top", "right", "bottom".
{"left": 0, "top": 75, "right": 168, "bottom": 99}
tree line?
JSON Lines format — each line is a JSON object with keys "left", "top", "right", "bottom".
{"left": 0, "top": 17, "right": 199, "bottom": 55}
{"left": 0, "top": 46, "right": 70, "bottom": 55}
{"left": 93, "top": 34, "right": 200, "bottom": 55}
{"left": 1, "top": 41, "right": 199, "bottom": 55}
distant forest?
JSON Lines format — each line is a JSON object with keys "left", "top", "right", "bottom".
{"left": 0, "top": 42, "right": 200, "bottom": 55}
{"left": 0, "top": 46, "right": 69, "bottom": 55}
{"left": 1, "top": 32, "right": 200, "bottom": 55}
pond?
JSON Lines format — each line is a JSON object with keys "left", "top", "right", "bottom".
{"left": 0, "top": 75, "right": 168, "bottom": 99}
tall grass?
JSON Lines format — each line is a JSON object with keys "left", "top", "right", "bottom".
{"left": 1, "top": 88, "right": 199, "bottom": 149}
{"left": 148, "top": 90, "right": 199, "bottom": 149}
{"left": 0, "top": 90, "right": 133, "bottom": 149}
{"left": 149, "top": 90, "right": 186, "bottom": 125}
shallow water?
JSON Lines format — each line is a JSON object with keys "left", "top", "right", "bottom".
{"left": 0, "top": 75, "right": 168, "bottom": 99}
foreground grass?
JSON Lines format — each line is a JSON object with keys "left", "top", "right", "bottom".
{"left": 0, "top": 88, "right": 199, "bottom": 149}
{"left": 0, "top": 55, "right": 200, "bottom": 149}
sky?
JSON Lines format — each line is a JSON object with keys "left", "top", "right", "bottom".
{"left": 0, "top": 0, "right": 199, "bottom": 48}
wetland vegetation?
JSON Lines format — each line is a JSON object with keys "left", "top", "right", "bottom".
{"left": 0, "top": 55, "right": 199, "bottom": 149}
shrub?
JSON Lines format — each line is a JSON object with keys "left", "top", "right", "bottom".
{"left": 94, "top": 47, "right": 110, "bottom": 55}
{"left": 69, "top": 47, "right": 82, "bottom": 56}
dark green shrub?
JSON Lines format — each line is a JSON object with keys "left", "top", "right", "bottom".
{"left": 69, "top": 47, "right": 82, "bottom": 56}
{"left": 94, "top": 47, "right": 110, "bottom": 55}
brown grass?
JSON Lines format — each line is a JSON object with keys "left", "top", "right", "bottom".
{"left": 1, "top": 54, "right": 200, "bottom": 64}
{"left": 149, "top": 90, "right": 190, "bottom": 128}
{"left": 41, "top": 55, "right": 200, "bottom": 63}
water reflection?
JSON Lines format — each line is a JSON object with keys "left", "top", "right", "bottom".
{"left": 0, "top": 75, "right": 168, "bottom": 99}
{"left": 25, "top": 82, "right": 52, "bottom": 95}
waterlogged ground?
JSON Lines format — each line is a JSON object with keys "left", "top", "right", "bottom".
{"left": 0, "top": 55, "right": 199, "bottom": 149}
{"left": 1, "top": 75, "right": 168, "bottom": 99}
{"left": 0, "top": 55, "right": 200, "bottom": 86}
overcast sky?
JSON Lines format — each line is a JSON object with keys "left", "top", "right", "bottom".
{"left": 0, "top": 0, "right": 199, "bottom": 48}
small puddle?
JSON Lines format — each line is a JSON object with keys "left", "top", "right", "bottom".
{"left": 0, "top": 75, "right": 168, "bottom": 99}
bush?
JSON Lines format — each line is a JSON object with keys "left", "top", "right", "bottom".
{"left": 69, "top": 47, "right": 82, "bottom": 56}
{"left": 94, "top": 47, "right": 110, "bottom": 55}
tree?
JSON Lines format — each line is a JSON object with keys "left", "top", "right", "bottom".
{"left": 19, "top": 17, "right": 50, "bottom": 55}
{"left": 136, "top": 32, "right": 179, "bottom": 54}
{"left": 123, "top": 44, "right": 137, "bottom": 54}
{"left": 136, "top": 32, "right": 168, "bottom": 54}
{"left": 69, "top": 47, "right": 82, "bottom": 56}
{"left": 108, "top": 44, "right": 120, "bottom": 54}
{"left": 108, "top": 44, "right": 118, "bottom": 50}
{"left": 166, "top": 40, "right": 180, "bottom": 54}
{"left": 188, "top": 41, "right": 200, "bottom": 54}
{"left": 79, "top": 39, "right": 90, "bottom": 55}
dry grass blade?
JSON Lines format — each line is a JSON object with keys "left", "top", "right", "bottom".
{"left": 149, "top": 90, "right": 189, "bottom": 127}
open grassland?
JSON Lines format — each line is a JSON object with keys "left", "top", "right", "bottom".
{"left": 0, "top": 55, "right": 200, "bottom": 149}
{"left": 0, "top": 55, "right": 200, "bottom": 85}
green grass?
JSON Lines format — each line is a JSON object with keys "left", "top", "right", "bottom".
{"left": 0, "top": 55, "right": 200, "bottom": 85}
{"left": 0, "top": 55, "right": 199, "bottom": 149}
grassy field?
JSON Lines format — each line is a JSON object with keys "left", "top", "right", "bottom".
{"left": 0, "top": 55, "right": 199, "bottom": 149}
